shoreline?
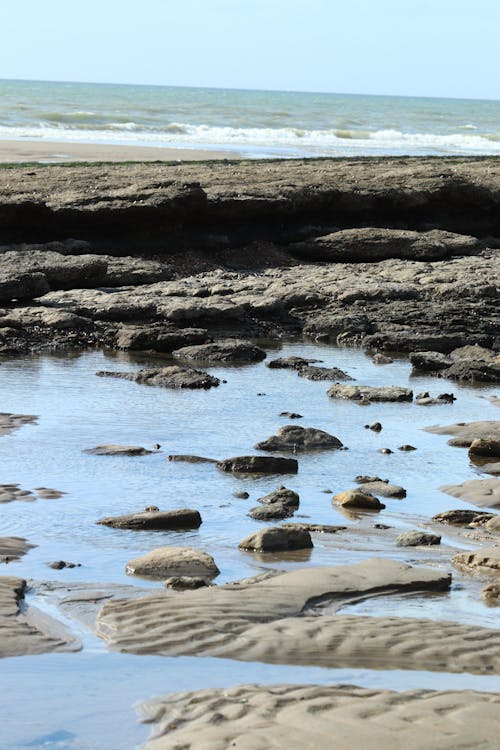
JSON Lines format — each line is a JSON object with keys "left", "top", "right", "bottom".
{"left": 0, "top": 139, "right": 239, "bottom": 163}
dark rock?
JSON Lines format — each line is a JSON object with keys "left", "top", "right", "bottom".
{"left": 97, "top": 509, "right": 202, "bottom": 530}
{"left": 238, "top": 526, "right": 313, "bottom": 552}
{"left": 172, "top": 340, "right": 266, "bottom": 364}
{"left": 217, "top": 455, "right": 298, "bottom": 474}
{"left": 379, "top": 448, "right": 394, "bottom": 455}
{"left": 164, "top": 576, "right": 210, "bottom": 590}
{"left": 469, "top": 438, "right": 500, "bottom": 460}
{"left": 279, "top": 412, "right": 303, "bottom": 419}
{"left": 416, "top": 393, "right": 457, "bottom": 405}
{"left": 399, "top": 445, "right": 417, "bottom": 451}
{"left": 367, "top": 422, "right": 382, "bottom": 432}
{"left": 47, "top": 560, "right": 81, "bottom": 569}
{"left": 116, "top": 326, "right": 208, "bottom": 352}
{"left": 281, "top": 523, "right": 346, "bottom": 534}
{"left": 233, "top": 491, "right": 249, "bottom": 499}
{"left": 410, "top": 351, "right": 453, "bottom": 372}
{"left": 255, "top": 425, "right": 343, "bottom": 452}
{"left": 441, "top": 360, "right": 500, "bottom": 383}
{"left": 372, "top": 353, "right": 393, "bottom": 364}
{"left": 0, "top": 272, "right": 49, "bottom": 302}
{"left": 396, "top": 531, "right": 441, "bottom": 547}
{"left": 355, "top": 475, "right": 385, "bottom": 484}
{"left": 168, "top": 455, "right": 217, "bottom": 464}
{"left": 257, "top": 487, "right": 300, "bottom": 509}
{"left": 249, "top": 504, "right": 294, "bottom": 521}
{"left": 267, "top": 356, "right": 318, "bottom": 369}
{"left": 96, "top": 365, "right": 220, "bottom": 390}
{"left": 327, "top": 384, "right": 413, "bottom": 402}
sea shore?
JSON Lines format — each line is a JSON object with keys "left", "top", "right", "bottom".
{"left": 0, "top": 139, "right": 235, "bottom": 163}
{"left": 0, "top": 155, "right": 499, "bottom": 749}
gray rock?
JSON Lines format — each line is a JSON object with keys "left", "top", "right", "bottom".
{"left": 255, "top": 425, "right": 343, "bottom": 452}
{"left": 217, "top": 455, "right": 298, "bottom": 474}
{"left": 96, "top": 365, "right": 220, "bottom": 390}
{"left": 433, "top": 509, "right": 495, "bottom": 526}
{"left": 172, "top": 340, "right": 266, "bottom": 364}
{"left": 410, "top": 351, "right": 453, "bottom": 372}
{"left": 281, "top": 523, "right": 346, "bottom": 534}
{"left": 279, "top": 412, "right": 303, "bottom": 419}
{"left": 327, "top": 384, "right": 413, "bottom": 402}
{"left": 372, "top": 353, "right": 393, "bottom": 364}
{"left": 0, "top": 272, "right": 49, "bottom": 303}
{"left": 249, "top": 504, "right": 294, "bottom": 521}
{"left": 297, "top": 365, "right": 354, "bottom": 381}
{"left": 84, "top": 444, "right": 152, "bottom": 456}
{"left": 97, "top": 509, "right": 202, "bottom": 530}
{"left": 453, "top": 546, "right": 500, "bottom": 574}
{"left": 47, "top": 560, "right": 81, "bottom": 570}
{"left": 267, "top": 356, "right": 318, "bottom": 369}
{"left": 257, "top": 487, "right": 300, "bottom": 509}
{"left": 126, "top": 547, "right": 220, "bottom": 579}
{"left": 356, "top": 480, "right": 406, "bottom": 498}
{"left": 167, "top": 455, "right": 217, "bottom": 464}
{"left": 0, "top": 536, "right": 36, "bottom": 562}
{"left": 238, "top": 526, "right": 313, "bottom": 552}
{"left": 116, "top": 326, "right": 208, "bottom": 352}
{"left": 399, "top": 444, "right": 417, "bottom": 451}
{"left": 396, "top": 531, "right": 441, "bottom": 547}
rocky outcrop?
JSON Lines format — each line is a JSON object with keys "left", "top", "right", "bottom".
{"left": 255, "top": 425, "right": 343, "bottom": 452}
{"left": 453, "top": 546, "right": 500, "bottom": 575}
{"left": 440, "top": 478, "right": 500, "bottom": 509}
{"left": 327, "top": 384, "right": 413, "bottom": 402}
{"left": 172, "top": 339, "right": 266, "bottom": 364}
{"left": 0, "top": 537, "right": 36, "bottom": 563}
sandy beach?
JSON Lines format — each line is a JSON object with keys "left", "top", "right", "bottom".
{"left": 0, "top": 139, "right": 236, "bottom": 164}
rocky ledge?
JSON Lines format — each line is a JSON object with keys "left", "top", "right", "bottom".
{"left": 0, "top": 157, "right": 498, "bottom": 376}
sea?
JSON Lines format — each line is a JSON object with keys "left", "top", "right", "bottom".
{"left": 1, "top": 78, "right": 500, "bottom": 159}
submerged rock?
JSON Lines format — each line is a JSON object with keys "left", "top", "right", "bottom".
{"left": 217, "top": 455, "right": 298, "bottom": 474}
{"left": 0, "top": 412, "right": 37, "bottom": 437}
{"left": 84, "top": 444, "right": 152, "bottom": 456}
{"left": 96, "top": 365, "right": 220, "bottom": 390}
{"left": 327, "top": 384, "right": 413, "bottom": 402}
{"left": 97, "top": 509, "right": 202, "bottom": 531}
{"left": 279, "top": 411, "right": 303, "bottom": 419}
{"left": 126, "top": 547, "right": 220, "bottom": 579}
{"left": 238, "top": 526, "right": 313, "bottom": 552}
{"left": 255, "top": 425, "right": 343, "bottom": 452}
{"left": 267, "top": 356, "right": 318, "bottom": 369}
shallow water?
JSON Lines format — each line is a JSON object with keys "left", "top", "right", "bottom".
{"left": 0, "top": 342, "right": 498, "bottom": 748}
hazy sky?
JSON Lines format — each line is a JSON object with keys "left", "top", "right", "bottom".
{"left": 2, "top": 0, "right": 499, "bottom": 99}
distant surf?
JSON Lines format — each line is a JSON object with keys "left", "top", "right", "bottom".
{"left": 1, "top": 79, "right": 499, "bottom": 158}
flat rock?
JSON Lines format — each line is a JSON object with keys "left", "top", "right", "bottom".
{"left": 126, "top": 547, "right": 220, "bottom": 580}
{"left": 281, "top": 523, "right": 346, "bottom": 534}
{"left": 267, "top": 356, "right": 318, "bottom": 369}
{"left": 453, "top": 546, "right": 500, "bottom": 575}
{"left": 217, "top": 455, "right": 298, "bottom": 474}
{"left": 485, "top": 516, "right": 500, "bottom": 532}
{"left": 0, "top": 537, "right": 36, "bottom": 563}
{"left": 396, "top": 531, "right": 441, "bottom": 547}
{"left": 84, "top": 444, "right": 152, "bottom": 456}
{"left": 116, "top": 325, "right": 208, "bottom": 352}
{"left": 440, "top": 478, "right": 500, "bottom": 509}
{"left": 239, "top": 526, "right": 313, "bottom": 552}
{"left": 96, "top": 365, "right": 220, "bottom": 390}
{"left": 424, "top": 421, "right": 500, "bottom": 447}
{"left": 139, "top": 683, "right": 500, "bottom": 750}
{"left": 255, "top": 425, "right": 343, "bottom": 452}
{"left": 433, "top": 509, "right": 495, "bottom": 526}
{"left": 333, "top": 489, "right": 385, "bottom": 510}
{"left": 327, "top": 384, "right": 413, "bottom": 402}
{"left": 97, "top": 509, "right": 202, "bottom": 531}
{"left": 0, "top": 412, "right": 37, "bottom": 436}
{"left": 441, "top": 360, "right": 500, "bottom": 383}
{"left": 249, "top": 504, "right": 294, "bottom": 521}
{"left": 410, "top": 351, "right": 453, "bottom": 372}
{"left": 172, "top": 339, "right": 266, "bottom": 364}
{"left": 167, "top": 455, "right": 217, "bottom": 464}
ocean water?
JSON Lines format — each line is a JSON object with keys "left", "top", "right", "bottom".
{"left": 1, "top": 78, "right": 500, "bottom": 158}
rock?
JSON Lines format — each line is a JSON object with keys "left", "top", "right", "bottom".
{"left": 440, "top": 478, "right": 500, "bottom": 509}
{"left": 267, "top": 356, "right": 318, "bottom": 369}
{"left": 238, "top": 526, "right": 313, "bottom": 552}
{"left": 415, "top": 393, "right": 456, "bottom": 405}
{"left": 327, "top": 384, "right": 413, "bottom": 402}
{"left": 356, "top": 480, "right": 406, "bottom": 498}
{"left": 333, "top": 489, "right": 385, "bottom": 510}
{"left": 257, "top": 487, "right": 300, "bottom": 509}
{"left": 396, "top": 531, "right": 441, "bottom": 547}
{"left": 102, "top": 255, "right": 173, "bottom": 286}
{"left": 379, "top": 448, "right": 393, "bottom": 455}
{"left": 126, "top": 547, "right": 220, "bottom": 579}
{"left": 233, "top": 491, "right": 249, "bottom": 499}
{"left": 249, "top": 504, "right": 294, "bottom": 521}
{"left": 372, "top": 353, "right": 393, "bottom": 364}
{"left": 172, "top": 339, "right": 266, "bottom": 364}
{"left": 96, "top": 365, "right": 220, "bottom": 390}
{"left": 0, "top": 536, "right": 36, "bottom": 563}
{"left": 481, "top": 582, "right": 500, "bottom": 604}
{"left": 0, "top": 484, "right": 36, "bottom": 503}
{"left": 469, "top": 438, "right": 500, "bottom": 460}
{"left": 0, "top": 271, "right": 50, "bottom": 302}
{"left": 399, "top": 444, "right": 417, "bottom": 451}
{"left": 0, "top": 412, "right": 37, "bottom": 437}
{"left": 164, "top": 576, "right": 210, "bottom": 590}
{"left": 433, "top": 509, "right": 495, "bottom": 526}
{"left": 281, "top": 523, "right": 346, "bottom": 534}
{"left": 453, "top": 546, "right": 500, "bottom": 575}
{"left": 409, "top": 351, "right": 453, "bottom": 372}
{"left": 485, "top": 516, "right": 500, "bottom": 533}
{"left": 355, "top": 475, "right": 384, "bottom": 484}
{"left": 297, "top": 365, "right": 354, "bottom": 381}
{"left": 425, "top": 421, "right": 500, "bottom": 447}
{"left": 168, "top": 455, "right": 217, "bottom": 464}
{"left": 116, "top": 325, "right": 208, "bottom": 352}
{"left": 279, "top": 411, "right": 303, "bottom": 419}
{"left": 441, "top": 360, "right": 500, "bottom": 383}
{"left": 34, "top": 487, "right": 66, "bottom": 499}
{"left": 47, "top": 561, "right": 81, "bottom": 570}
{"left": 97, "top": 509, "right": 202, "bottom": 530}
{"left": 84, "top": 444, "right": 152, "bottom": 456}
{"left": 0, "top": 250, "right": 108, "bottom": 289}
{"left": 217, "top": 455, "right": 298, "bottom": 474}
{"left": 366, "top": 422, "right": 382, "bottom": 432}
{"left": 255, "top": 425, "right": 343, "bottom": 452}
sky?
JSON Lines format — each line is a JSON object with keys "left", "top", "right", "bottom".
{"left": 2, "top": 0, "right": 499, "bottom": 100}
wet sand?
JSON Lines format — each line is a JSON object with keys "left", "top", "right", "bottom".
{"left": 0, "top": 139, "right": 236, "bottom": 163}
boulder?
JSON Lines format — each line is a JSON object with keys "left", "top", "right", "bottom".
{"left": 255, "top": 425, "right": 343, "bottom": 452}
{"left": 297, "top": 365, "right": 354, "bottom": 381}
{"left": 333, "top": 489, "right": 385, "bottom": 510}
{"left": 396, "top": 531, "right": 441, "bottom": 547}
{"left": 238, "top": 526, "right": 313, "bottom": 552}
{"left": 257, "top": 487, "right": 300, "bottom": 509}
{"left": 217, "top": 455, "right": 298, "bottom": 474}
{"left": 96, "top": 365, "right": 220, "bottom": 390}
{"left": 327, "top": 384, "right": 413, "bottom": 402}
{"left": 84, "top": 444, "right": 152, "bottom": 456}
{"left": 173, "top": 340, "right": 266, "bottom": 364}
{"left": 126, "top": 547, "right": 219, "bottom": 579}
{"left": 249, "top": 504, "right": 294, "bottom": 521}
{"left": 97, "top": 509, "right": 202, "bottom": 530}
{"left": 0, "top": 271, "right": 49, "bottom": 302}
